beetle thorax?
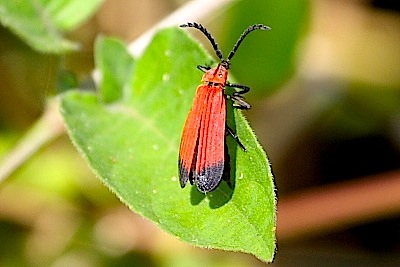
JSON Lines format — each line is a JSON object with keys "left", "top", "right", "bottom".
{"left": 201, "top": 64, "right": 228, "bottom": 86}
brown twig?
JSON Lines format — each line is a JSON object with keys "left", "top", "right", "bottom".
{"left": 277, "top": 170, "right": 400, "bottom": 241}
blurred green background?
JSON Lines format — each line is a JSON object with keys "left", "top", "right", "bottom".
{"left": 1, "top": 0, "right": 400, "bottom": 266}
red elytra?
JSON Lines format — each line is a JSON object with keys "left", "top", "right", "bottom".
{"left": 179, "top": 22, "right": 270, "bottom": 193}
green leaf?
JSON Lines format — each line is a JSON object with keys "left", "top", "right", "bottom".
{"left": 44, "top": 0, "right": 104, "bottom": 31}
{"left": 60, "top": 28, "right": 276, "bottom": 262}
{"left": 0, "top": 0, "right": 104, "bottom": 53}
{"left": 95, "top": 36, "right": 136, "bottom": 103}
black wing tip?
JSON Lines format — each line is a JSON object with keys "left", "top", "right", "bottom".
{"left": 179, "top": 176, "right": 187, "bottom": 188}
{"left": 178, "top": 160, "right": 190, "bottom": 188}
{"left": 179, "top": 160, "right": 226, "bottom": 193}
{"left": 195, "top": 162, "right": 225, "bottom": 193}
{"left": 197, "top": 181, "right": 220, "bottom": 193}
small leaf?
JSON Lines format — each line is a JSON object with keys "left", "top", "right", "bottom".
{"left": 61, "top": 28, "right": 276, "bottom": 262}
{"left": 0, "top": 0, "right": 104, "bottom": 53}
{"left": 45, "top": 0, "right": 104, "bottom": 31}
{"left": 95, "top": 36, "right": 135, "bottom": 103}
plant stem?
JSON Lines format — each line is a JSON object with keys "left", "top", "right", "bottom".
{"left": 0, "top": 98, "right": 65, "bottom": 184}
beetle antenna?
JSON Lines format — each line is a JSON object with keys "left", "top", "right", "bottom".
{"left": 227, "top": 24, "right": 270, "bottom": 61}
{"left": 180, "top": 22, "right": 224, "bottom": 61}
